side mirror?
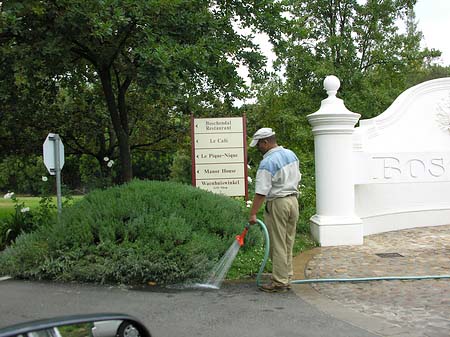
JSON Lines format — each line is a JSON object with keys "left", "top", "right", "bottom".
{"left": 0, "top": 314, "right": 151, "bottom": 337}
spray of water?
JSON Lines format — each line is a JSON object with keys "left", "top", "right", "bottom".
{"left": 196, "top": 240, "right": 241, "bottom": 289}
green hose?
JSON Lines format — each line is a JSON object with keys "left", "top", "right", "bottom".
{"left": 255, "top": 219, "right": 270, "bottom": 287}
{"left": 253, "top": 219, "right": 450, "bottom": 286}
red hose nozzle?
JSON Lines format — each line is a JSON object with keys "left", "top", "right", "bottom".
{"left": 236, "top": 224, "right": 250, "bottom": 247}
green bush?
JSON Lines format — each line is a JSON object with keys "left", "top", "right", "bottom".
{"left": 0, "top": 199, "right": 35, "bottom": 251}
{"left": 0, "top": 180, "right": 257, "bottom": 285}
{"left": 297, "top": 151, "right": 316, "bottom": 234}
{"left": 0, "top": 195, "right": 57, "bottom": 250}
{"left": 169, "top": 149, "right": 192, "bottom": 184}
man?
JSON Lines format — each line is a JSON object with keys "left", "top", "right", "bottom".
{"left": 248, "top": 127, "right": 301, "bottom": 293}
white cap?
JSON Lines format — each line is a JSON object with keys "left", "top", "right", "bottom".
{"left": 249, "top": 128, "right": 275, "bottom": 147}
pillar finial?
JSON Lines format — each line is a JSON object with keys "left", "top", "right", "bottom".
{"left": 324, "top": 75, "right": 340, "bottom": 98}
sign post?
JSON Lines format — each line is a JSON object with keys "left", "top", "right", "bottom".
{"left": 43, "top": 133, "right": 65, "bottom": 214}
{"left": 191, "top": 116, "right": 248, "bottom": 199}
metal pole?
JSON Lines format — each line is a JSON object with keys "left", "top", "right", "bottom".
{"left": 54, "top": 134, "right": 62, "bottom": 215}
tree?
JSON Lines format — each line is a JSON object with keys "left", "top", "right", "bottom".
{"left": 276, "top": 0, "right": 440, "bottom": 118}
{"left": 1, "top": 0, "right": 284, "bottom": 182}
{"left": 241, "top": 0, "right": 444, "bottom": 231}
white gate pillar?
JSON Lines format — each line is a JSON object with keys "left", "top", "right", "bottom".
{"left": 307, "top": 76, "right": 363, "bottom": 246}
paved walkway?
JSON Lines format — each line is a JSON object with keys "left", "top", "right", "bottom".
{"left": 292, "top": 224, "right": 450, "bottom": 337}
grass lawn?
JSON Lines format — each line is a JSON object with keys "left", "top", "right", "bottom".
{"left": 0, "top": 196, "right": 83, "bottom": 220}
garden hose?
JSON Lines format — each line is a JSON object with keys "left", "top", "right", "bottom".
{"left": 251, "top": 219, "right": 450, "bottom": 287}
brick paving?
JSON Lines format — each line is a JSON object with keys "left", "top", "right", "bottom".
{"left": 296, "top": 225, "right": 450, "bottom": 337}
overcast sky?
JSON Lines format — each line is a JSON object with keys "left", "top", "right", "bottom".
{"left": 415, "top": 0, "right": 450, "bottom": 65}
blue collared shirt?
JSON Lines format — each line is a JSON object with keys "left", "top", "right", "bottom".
{"left": 255, "top": 146, "right": 301, "bottom": 200}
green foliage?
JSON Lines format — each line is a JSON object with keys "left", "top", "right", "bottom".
{"left": 0, "top": 180, "right": 256, "bottom": 285}
{"left": 243, "top": 0, "right": 450, "bottom": 241}
{"left": 0, "top": 195, "right": 57, "bottom": 251}
{"left": 78, "top": 155, "right": 115, "bottom": 191}
{"left": 276, "top": 0, "right": 442, "bottom": 119}
{"left": 227, "top": 231, "right": 316, "bottom": 280}
{"left": 0, "top": 0, "right": 285, "bottom": 182}
{"left": 58, "top": 324, "right": 93, "bottom": 337}
{"left": 0, "top": 196, "right": 35, "bottom": 250}
{"left": 297, "top": 152, "right": 316, "bottom": 234}
{"left": 169, "top": 149, "right": 192, "bottom": 185}
{"left": 0, "top": 155, "right": 51, "bottom": 195}
{"left": 132, "top": 151, "right": 172, "bottom": 182}
{"left": 1, "top": 0, "right": 449, "bottom": 257}
{"left": 0, "top": 230, "right": 51, "bottom": 278}
{"left": 227, "top": 244, "right": 271, "bottom": 280}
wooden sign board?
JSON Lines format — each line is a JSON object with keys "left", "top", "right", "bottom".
{"left": 191, "top": 116, "right": 248, "bottom": 199}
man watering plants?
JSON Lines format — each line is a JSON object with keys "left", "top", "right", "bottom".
{"left": 248, "top": 127, "right": 301, "bottom": 293}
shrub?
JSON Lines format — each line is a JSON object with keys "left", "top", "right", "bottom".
{"left": 297, "top": 151, "right": 316, "bottom": 233}
{"left": 0, "top": 180, "right": 257, "bottom": 285}
{"left": 0, "top": 194, "right": 60, "bottom": 250}
{"left": 0, "top": 198, "right": 35, "bottom": 251}
{"left": 169, "top": 149, "right": 192, "bottom": 184}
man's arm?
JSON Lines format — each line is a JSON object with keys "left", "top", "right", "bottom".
{"left": 248, "top": 193, "right": 266, "bottom": 224}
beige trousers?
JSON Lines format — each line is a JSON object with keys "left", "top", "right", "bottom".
{"left": 264, "top": 195, "right": 299, "bottom": 286}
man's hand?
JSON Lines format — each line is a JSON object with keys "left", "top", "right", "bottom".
{"left": 248, "top": 193, "right": 266, "bottom": 225}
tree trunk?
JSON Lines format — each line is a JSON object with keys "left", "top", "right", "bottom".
{"left": 98, "top": 68, "right": 133, "bottom": 183}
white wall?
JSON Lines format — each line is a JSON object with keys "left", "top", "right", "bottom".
{"left": 354, "top": 78, "right": 450, "bottom": 236}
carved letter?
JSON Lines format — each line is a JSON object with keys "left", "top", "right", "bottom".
{"left": 407, "top": 159, "right": 426, "bottom": 178}
{"left": 429, "top": 158, "right": 446, "bottom": 177}
{"left": 372, "top": 157, "right": 401, "bottom": 179}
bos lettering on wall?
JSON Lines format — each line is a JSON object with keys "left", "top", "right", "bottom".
{"left": 353, "top": 78, "right": 450, "bottom": 236}
{"left": 355, "top": 153, "right": 450, "bottom": 183}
